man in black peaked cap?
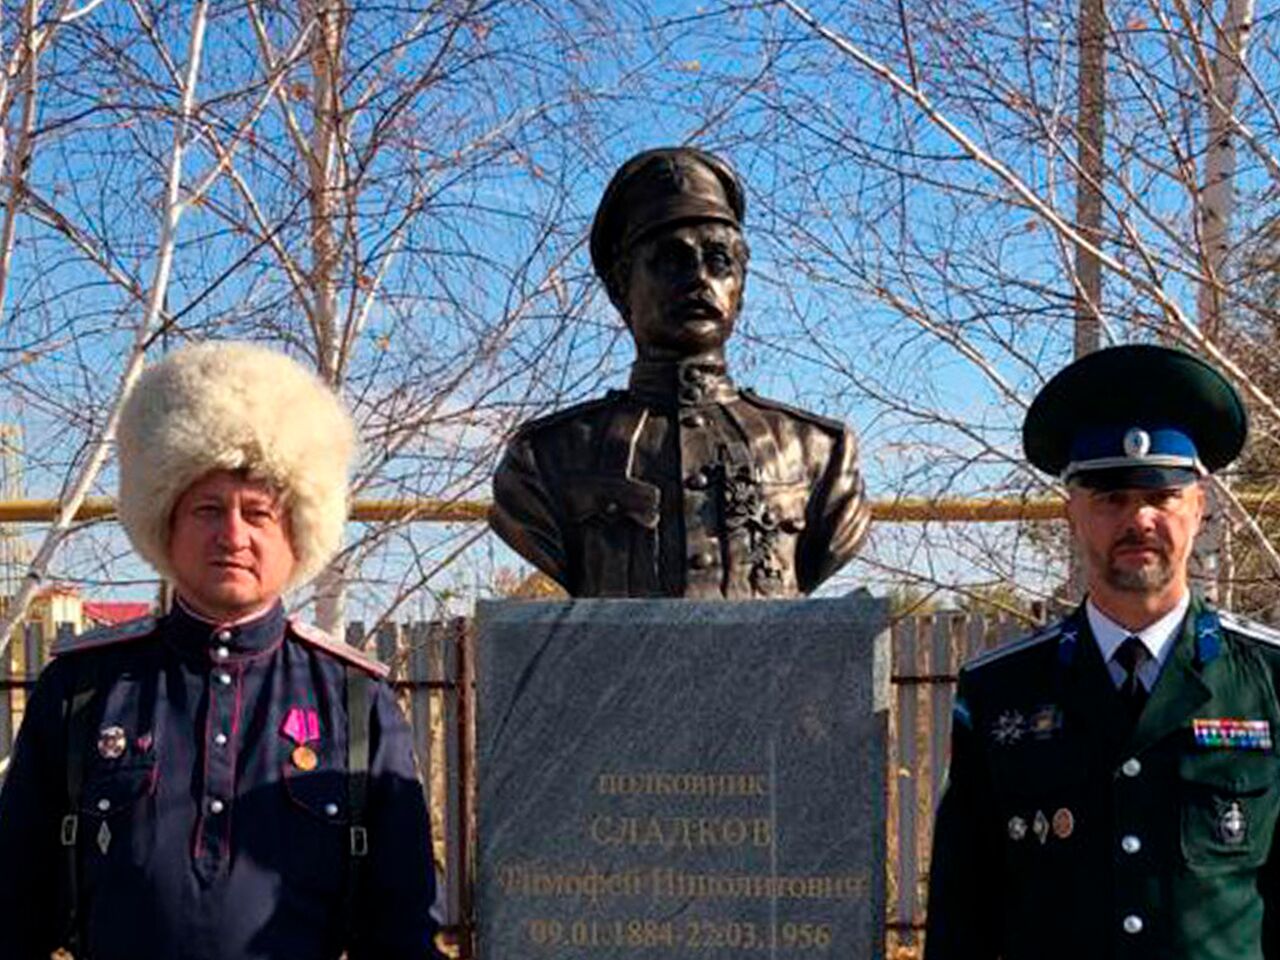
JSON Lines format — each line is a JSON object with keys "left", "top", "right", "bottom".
{"left": 926, "top": 344, "right": 1280, "bottom": 960}
{"left": 490, "top": 146, "right": 871, "bottom": 598}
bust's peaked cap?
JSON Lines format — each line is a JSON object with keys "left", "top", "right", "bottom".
{"left": 590, "top": 146, "right": 745, "bottom": 309}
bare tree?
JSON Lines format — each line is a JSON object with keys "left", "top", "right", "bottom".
{"left": 601, "top": 0, "right": 1280, "bottom": 615}
{"left": 0, "top": 2, "right": 650, "bottom": 641}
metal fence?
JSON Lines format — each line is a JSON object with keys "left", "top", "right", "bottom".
{"left": 1, "top": 611, "right": 1038, "bottom": 958}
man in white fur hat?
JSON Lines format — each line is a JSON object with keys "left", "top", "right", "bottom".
{"left": 0, "top": 342, "right": 444, "bottom": 959}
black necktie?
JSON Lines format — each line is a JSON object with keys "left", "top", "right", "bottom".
{"left": 1114, "top": 636, "right": 1149, "bottom": 723}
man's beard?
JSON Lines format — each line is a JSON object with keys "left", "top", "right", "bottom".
{"left": 1096, "top": 537, "right": 1174, "bottom": 593}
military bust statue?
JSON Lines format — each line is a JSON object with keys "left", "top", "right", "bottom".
{"left": 490, "top": 146, "right": 871, "bottom": 598}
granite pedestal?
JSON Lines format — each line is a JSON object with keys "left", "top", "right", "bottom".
{"left": 475, "top": 595, "right": 889, "bottom": 958}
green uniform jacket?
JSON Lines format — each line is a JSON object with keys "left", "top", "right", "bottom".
{"left": 925, "top": 598, "right": 1280, "bottom": 960}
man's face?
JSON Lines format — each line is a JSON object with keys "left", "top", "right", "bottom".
{"left": 1066, "top": 481, "right": 1204, "bottom": 599}
{"left": 625, "top": 221, "right": 745, "bottom": 359}
{"left": 169, "top": 470, "right": 297, "bottom": 621}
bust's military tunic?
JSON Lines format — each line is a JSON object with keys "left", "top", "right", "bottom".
{"left": 0, "top": 602, "right": 442, "bottom": 960}
{"left": 490, "top": 358, "right": 871, "bottom": 598}
{"left": 926, "top": 597, "right": 1280, "bottom": 959}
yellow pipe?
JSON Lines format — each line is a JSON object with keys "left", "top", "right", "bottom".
{"left": 0, "top": 493, "right": 1277, "bottom": 525}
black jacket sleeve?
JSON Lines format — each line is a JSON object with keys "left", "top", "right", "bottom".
{"left": 924, "top": 675, "right": 1001, "bottom": 960}
{"left": 0, "top": 659, "right": 72, "bottom": 958}
{"left": 348, "top": 680, "right": 446, "bottom": 960}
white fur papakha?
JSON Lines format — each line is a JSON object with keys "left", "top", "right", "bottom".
{"left": 116, "top": 341, "right": 356, "bottom": 590}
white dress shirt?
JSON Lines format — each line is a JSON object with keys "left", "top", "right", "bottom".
{"left": 1087, "top": 592, "right": 1190, "bottom": 693}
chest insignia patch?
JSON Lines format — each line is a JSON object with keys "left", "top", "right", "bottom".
{"left": 991, "top": 710, "right": 1026, "bottom": 745}
{"left": 1029, "top": 704, "right": 1063, "bottom": 739}
{"left": 1032, "top": 810, "right": 1050, "bottom": 845}
{"left": 1192, "top": 718, "right": 1273, "bottom": 751}
{"left": 1216, "top": 799, "right": 1247, "bottom": 845}
{"left": 97, "top": 725, "right": 127, "bottom": 760}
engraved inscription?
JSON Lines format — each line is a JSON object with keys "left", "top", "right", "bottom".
{"left": 491, "top": 768, "right": 862, "bottom": 954}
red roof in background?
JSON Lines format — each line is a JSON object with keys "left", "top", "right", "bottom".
{"left": 83, "top": 601, "right": 153, "bottom": 625}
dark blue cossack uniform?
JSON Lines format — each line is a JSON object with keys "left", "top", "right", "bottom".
{"left": 0, "top": 602, "right": 443, "bottom": 960}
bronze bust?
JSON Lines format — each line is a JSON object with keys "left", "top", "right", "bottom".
{"left": 490, "top": 147, "right": 871, "bottom": 598}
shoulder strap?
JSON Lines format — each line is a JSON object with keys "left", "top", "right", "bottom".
{"left": 61, "top": 657, "right": 101, "bottom": 956}
{"left": 290, "top": 618, "right": 390, "bottom": 679}
{"left": 345, "top": 665, "right": 372, "bottom": 946}
{"left": 52, "top": 616, "right": 156, "bottom": 657}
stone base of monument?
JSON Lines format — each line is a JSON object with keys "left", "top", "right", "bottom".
{"left": 475, "top": 594, "right": 889, "bottom": 959}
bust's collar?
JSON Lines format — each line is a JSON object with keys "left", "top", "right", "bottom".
{"left": 628, "top": 356, "right": 737, "bottom": 408}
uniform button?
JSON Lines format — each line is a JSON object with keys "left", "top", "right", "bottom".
{"left": 1121, "top": 758, "right": 1142, "bottom": 777}
{"left": 602, "top": 500, "right": 620, "bottom": 516}
{"left": 689, "top": 551, "right": 715, "bottom": 570}
{"left": 1122, "top": 914, "right": 1144, "bottom": 935}
{"left": 324, "top": 803, "right": 339, "bottom": 817}
{"left": 682, "top": 413, "right": 706, "bottom": 428}
{"left": 216, "top": 671, "right": 232, "bottom": 686}
{"left": 213, "top": 646, "right": 230, "bottom": 661}
{"left": 215, "top": 629, "right": 232, "bottom": 642}
{"left": 209, "top": 799, "right": 225, "bottom": 814}
{"left": 685, "top": 471, "right": 709, "bottom": 491}
{"left": 213, "top": 732, "right": 228, "bottom": 747}
{"left": 96, "top": 798, "right": 111, "bottom": 812}
{"left": 1121, "top": 835, "right": 1142, "bottom": 854}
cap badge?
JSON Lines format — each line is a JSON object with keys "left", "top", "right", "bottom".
{"left": 97, "top": 725, "right": 127, "bottom": 760}
{"left": 1123, "top": 427, "right": 1151, "bottom": 458}
{"left": 1216, "top": 799, "right": 1247, "bottom": 845}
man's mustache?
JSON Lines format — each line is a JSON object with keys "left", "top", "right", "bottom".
{"left": 673, "top": 293, "right": 724, "bottom": 318}
{"left": 1110, "top": 533, "right": 1167, "bottom": 555}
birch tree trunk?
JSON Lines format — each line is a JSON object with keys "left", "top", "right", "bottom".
{"left": 304, "top": 0, "right": 349, "bottom": 635}
{"left": 1074, "top": 0, "right": 1105, "bottom": 360}
{"left": 0, "top": 0, "right": 211, "bottom": 658}
{"left": 1194, "top": 0, "right": 1255, "bottom": 605}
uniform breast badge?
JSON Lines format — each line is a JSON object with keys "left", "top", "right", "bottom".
{"left": 1029, "top": 704, "right": 1063, "bottom": 740}
{"left": 1052, "top": 807, "right": 1074, "bottom": 840}
{"left": 281, "top": 706, "right": 321, "bottom": 771}
{"left": 97, "top": 725, "right": 127, "bottom": 760}
{"left": 1032, "top": 810, "right": 1050, "bottom": 845}
{"left": 1008, "top": 816, "right": 1028, "bottom": 841}
{"left": 991, "top": 710, "right": 1026, "bottom": 746}
{"left": 1216, "top": 799, "right": 1247, "bottom": 846}
{"left": 1193, "top": 718, "right": 1273, "bottom": 751}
